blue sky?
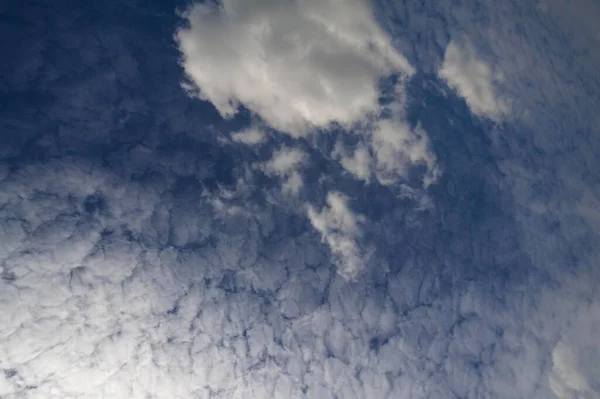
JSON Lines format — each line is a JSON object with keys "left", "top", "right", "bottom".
{"left": 1, "top": 0, "right": 599, "bottom": 398}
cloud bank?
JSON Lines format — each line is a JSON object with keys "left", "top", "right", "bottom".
{"left": 1, "top": 0, "right": 599, "bottom": 398}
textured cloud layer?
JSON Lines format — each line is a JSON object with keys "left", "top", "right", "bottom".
{"left": 1, "top": 0, "right": 599, "bottom": 398}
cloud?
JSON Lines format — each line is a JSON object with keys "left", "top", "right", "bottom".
{"left": 231, "top": 127, "right": 267, "bottom": 145}
{"left": 550, "top": 343, "right": 599, "bottom": 399}
{"left": 333, "top": 118, "right": 440, "bottom": 187}
{"left": 307, "top": 192, "right": 369, "bottom": 278}
{"left": 548, "top": 300, "right": 600, "bottom": 399}
{"left": 262, "top": 147, "right": 307, "bottom": 177}
{"left": 175, "top": 0, "right": 413, "bottom": 135}
{"left": 261, "top": 147, "right": 307, "bottom": 195}
{"left": 176, "top": 0, "right": 441, "bottom": 196}
{"left": 333, "top": 143, "right": 373, "bottom": 182}
{"left": 439, "top": 40, "right": 510, "bottom": 121}
{"left": 3, "top": 0, "right": 600, "bottom": 398}
{"left": 371, "top": 119, "right": 440, "bottom": 187}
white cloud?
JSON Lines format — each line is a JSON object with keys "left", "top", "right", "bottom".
{"left": 307, "top": 192, "right": 369, "bottom": 278}
{"left": 281, "top": 171, "right": 304, "bottom": 195}
{"left": 371, "top": 119, "right": 440, "bottom": 186}
{"left": 262, "top": 147, "right": 307, "bottom": 177}
{"left": 7, "top": 0, "right": 600, "bottom": 397}
{"left": 231, "top": 127, "right": 267, "bottom": 145}
{"left": 333, "top": 143, "right": 373, "bottom": 182}
{"left": 261, "top": 147, "right": 307, "bottom": 195}
{"left": 176, "top": 0, "right": 413, "bottom": 135}
{"left": 548, "top": 301, "right": 600, "bottom": 399}
{"left": 550, "top": 343, "right": 598, "bottom": 399}
{"left": 176, "top": 0, "right": 441, "bottom": 192}
{"left": 332, "top": 117, "right": 440, "bottom": 187}
{"left": 439, "top": 40, "right": 510, "bottom": 121}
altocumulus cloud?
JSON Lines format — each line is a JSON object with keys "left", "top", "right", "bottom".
{"left": 1, "top": 0, "right": 599, "bottom": 398}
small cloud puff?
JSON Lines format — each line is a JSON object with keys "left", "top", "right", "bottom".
{"left": 439, "top": 40, "right": 510, "bottom": 121}
{"left": 231, "top": 127, "right": 267, "bottom": 145}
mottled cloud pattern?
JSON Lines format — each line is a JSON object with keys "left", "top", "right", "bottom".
{"left": 1, "top": 0, "right": 599, "bottom": 398}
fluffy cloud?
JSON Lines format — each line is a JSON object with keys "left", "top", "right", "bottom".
{"left": 176, "top": 0, "right": 413, "bottom": 135}
{"left": 439, "top": 40, "right": 510, "bottom": 121}
{"left": 231, "top": 127, "right": 267, "bottom": 145}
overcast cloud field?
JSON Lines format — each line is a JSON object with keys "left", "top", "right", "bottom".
{"left": 1, "top": 0, "right": 599, "bottom": 398}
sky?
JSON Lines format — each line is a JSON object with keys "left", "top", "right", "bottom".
{"left": 1, "top": 0, "right": 599, "bottom": 398}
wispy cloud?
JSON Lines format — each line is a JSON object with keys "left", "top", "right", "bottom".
{"left": 307, "top": 192, "right": 370, "bottom": 278}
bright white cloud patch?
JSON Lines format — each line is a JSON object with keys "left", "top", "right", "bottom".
{"left": 231, "top": 127, "right": 267, "bottom": 145}
{"left": 176, "top": 0, "right": 413, "bottom": 135}
{"left": 439, "top": 40, "right": 510, "bottom": 121}
{"left": 307, "top": 192, "right": 369, "bottom": 278}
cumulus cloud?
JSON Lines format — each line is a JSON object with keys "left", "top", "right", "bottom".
{"left": 175, "top": 0, "right": 413, "bottom": 135}
{"left": 307, "top": 192, "right": 369, "bottom": 278}
{"left": 439, "top": 40, "right": 510, "bottom": 121}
